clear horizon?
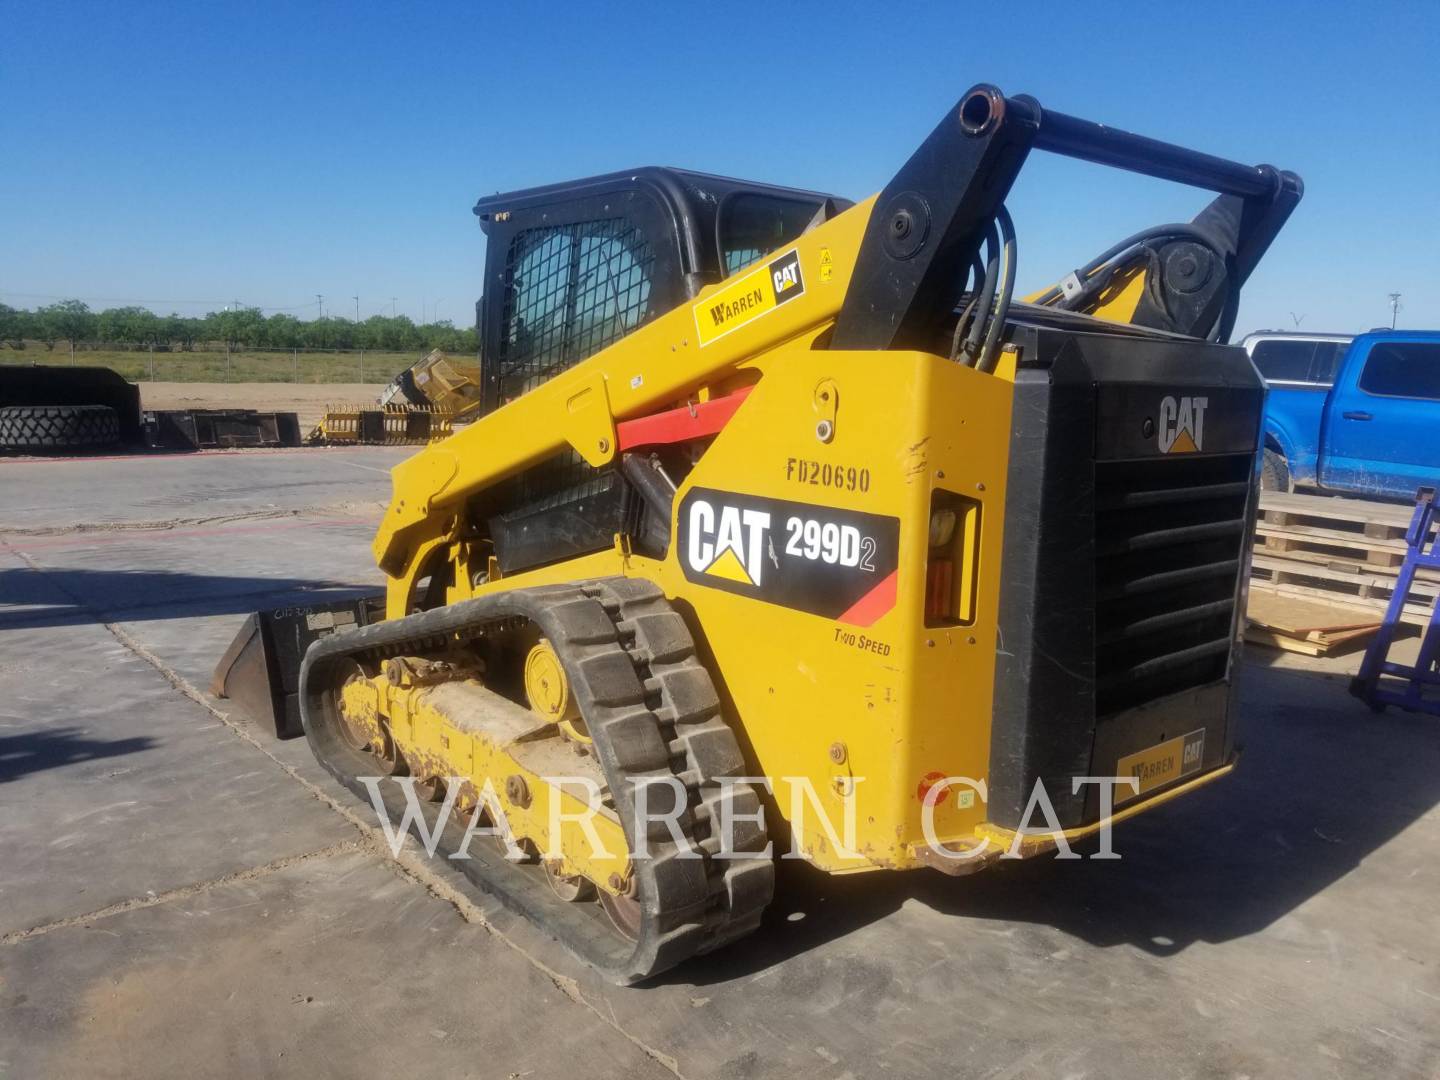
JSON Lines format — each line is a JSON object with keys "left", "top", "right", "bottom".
{"left": 4, "top": 0, "right": 1436, "bottom": 339}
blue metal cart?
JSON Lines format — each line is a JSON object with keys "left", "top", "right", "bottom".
{"left": 1351, "top": 487, "right": 1440, "bottom": 715}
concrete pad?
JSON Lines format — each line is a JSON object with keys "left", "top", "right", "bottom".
{"left": 1, "top": 445, "right": 407, "bottom": 531}
{"left": 5, "top": 449, "right": 1440, "bottom": 1079}
{"left": 337, "top": 673, "right": 1434, "bottom": 1079}
{"left": 0, "top": 613, "right": 350, "bottom": 936}
{"left": 4, "top": 512, "right": 389, "bottom": 771}
{"left": 0, "top": 849, "right": 674, "bottom": 1080}
{"left": 2, "top": 516, "right": 382, "bottom": 633}
{"left": 297, "top": 658, "right": 1440, "bottom": 1080}
{"left": 0, "top": 548, "right": 74, "bottom": 625}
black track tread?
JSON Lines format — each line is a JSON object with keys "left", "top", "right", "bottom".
{"left": 0, "top": 404, "right": 120, "bottom": 449}
{"left": 586, "top": 578, "right": 774, "bottom": 955}
{"left": 297, "top": 577, "right": 773, "bottom": 983}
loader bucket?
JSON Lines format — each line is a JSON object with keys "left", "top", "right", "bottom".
{"left": 210, "top": 594, "right": 386, "bottom": 738}
{"left": 144, "top": 409, "right": 301, "bottom": 450}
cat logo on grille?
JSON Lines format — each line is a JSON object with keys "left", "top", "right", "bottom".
{"left": 1158, "top": 395, "right": 1208, "bottom": 454}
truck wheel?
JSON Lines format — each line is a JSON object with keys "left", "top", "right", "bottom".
{"left": 1260, "top": 448, "right": 1290, "bottom": 492}
{"left": 0, "top": 404, "right": 121, "bottom": 450}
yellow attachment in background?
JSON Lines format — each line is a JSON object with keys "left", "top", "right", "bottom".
{"left": 307, "top": 404, "right": 454, "bottom": 446}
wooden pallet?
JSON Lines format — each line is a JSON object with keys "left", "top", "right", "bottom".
{"left": 1251, "top": 544, "right": 1440, "bottom": 587}
{"left": 1251, "top": 491, "right": 1439, "bottom": 628}
{"left": 1257, "top": 490, "right": 1432, "bottom": 569}
{"left": 1259, "top": 490, "right": 1418, "bottom": 533}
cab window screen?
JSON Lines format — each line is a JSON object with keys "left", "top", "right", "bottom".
{"left": 1359, "top": 342, "right": 1440, "bottom": 401}
{"left": 719, "top": 194, "right": 819, "bottom": 275}
{"left": 498, "top": 218, "right": 655, "bottom": 401}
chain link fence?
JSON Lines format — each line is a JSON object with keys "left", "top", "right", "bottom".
{"left": 0, "top": 341, "right": 430, "bottom": 384}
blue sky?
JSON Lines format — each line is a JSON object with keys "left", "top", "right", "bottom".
{"left": 3, "top": 0, "right": 1437, "bottom": 338}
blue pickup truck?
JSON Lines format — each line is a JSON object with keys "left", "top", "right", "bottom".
{"left": 1243, "top": 330, "right": 1440, "bottom": 497}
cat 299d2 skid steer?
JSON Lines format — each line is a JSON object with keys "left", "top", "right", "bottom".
{"left": 215, "top": 83, "right": 1301, "bottom": 982}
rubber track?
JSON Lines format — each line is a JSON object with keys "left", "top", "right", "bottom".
{"left": 298, "top": 577, "right": 773, "bottom": 983}
{"left": 0, "top": 404, "right": 120, "bottom": 449}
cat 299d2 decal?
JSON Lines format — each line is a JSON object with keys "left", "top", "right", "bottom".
{"left": 676, "top": 487, "right": 901, "bottom": 626}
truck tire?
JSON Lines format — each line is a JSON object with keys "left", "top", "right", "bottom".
{"left": 1260, "top": 448, "right": 1290, "bottom": 492}
{"left": 0, "top": 404, "right": 121, "bottom": 450}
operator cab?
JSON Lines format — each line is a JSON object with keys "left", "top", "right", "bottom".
{"left": 473, "top": 168, "right": 849, "bottom": 415}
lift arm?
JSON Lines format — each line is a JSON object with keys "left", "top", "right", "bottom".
{"left": 373, "top": 83, "right": 1301, "bottom": 586}
{"left": 831, "top": 86, "right": 1302, "bottom": 350}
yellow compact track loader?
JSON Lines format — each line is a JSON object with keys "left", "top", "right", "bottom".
{"left": 216, "top": 84, "right": 1302, "bottom": 982}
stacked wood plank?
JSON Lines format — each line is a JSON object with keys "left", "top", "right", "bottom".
{"left": 1244, "top": 591, "right": 1380, "bottom": 656}
{"left": 1250, "top": 490, "right": 1438, "bottom": 628}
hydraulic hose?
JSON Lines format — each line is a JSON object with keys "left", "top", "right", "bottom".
{"left": 949, "top": 293, "right": 981, "bottom": 364}
{"left": 976, "top": 207, "right": 1017, "bottom": 374}
{"left": 1034, "top": 223, "right": 1221, "bottom": 308}
{"left": 960, "top": 222, "right": 1003, "bottom": 363}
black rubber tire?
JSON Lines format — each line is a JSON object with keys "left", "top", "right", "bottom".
{"left": 1260, "top": 448, "right": 1290, "bottom": 492}
{"left": 0, "top": 404, "right": 120, "bottom": 450}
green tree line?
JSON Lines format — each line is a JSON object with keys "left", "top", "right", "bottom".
{"left": 0, "top": 300, "right": 479, "bottom": 353}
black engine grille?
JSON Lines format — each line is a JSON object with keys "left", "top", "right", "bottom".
{"left": 1093, "top": 453, "right": 1252, "bottom": 715}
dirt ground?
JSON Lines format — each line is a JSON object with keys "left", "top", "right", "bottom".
{"left": 137, "top": 382, "right": 388, "bottom": 433}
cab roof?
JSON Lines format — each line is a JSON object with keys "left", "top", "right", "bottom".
{"left": 473, "top": 166, "right": 848, "bottom": 224}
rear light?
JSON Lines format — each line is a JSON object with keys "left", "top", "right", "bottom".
{"left": 925, "top": 556, "right": 955, "bottom": 622}
{"left": 925, "top": 492, "right": 981, "bottom": 626}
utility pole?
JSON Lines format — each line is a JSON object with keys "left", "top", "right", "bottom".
{"left": 354, "top": 296, "right": 364, "bottom": 380}
{"left": 316, "top": 293, "right": 324, "bottom": 319}
{"left": 1388, "top": 292, "right": 1402, "bottom": 329}
{"left": 390, "top": 297, "right": 397, "bottom": 317}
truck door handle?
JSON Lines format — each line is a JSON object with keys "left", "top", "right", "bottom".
{"left": 1342, "top": 411, "right": 1373, "bottom": 421}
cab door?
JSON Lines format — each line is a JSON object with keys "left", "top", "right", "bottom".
{"left": 1321, "top": 336, "right": 1440, "bottom": 497}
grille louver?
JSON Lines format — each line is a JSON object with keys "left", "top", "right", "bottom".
{"left": 1094, "top": 453, "right": 1252, "bottom": 715}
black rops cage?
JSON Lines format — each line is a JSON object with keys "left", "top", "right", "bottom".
{"left": 469, "top": 168, "right": 847, "bottom": 574}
